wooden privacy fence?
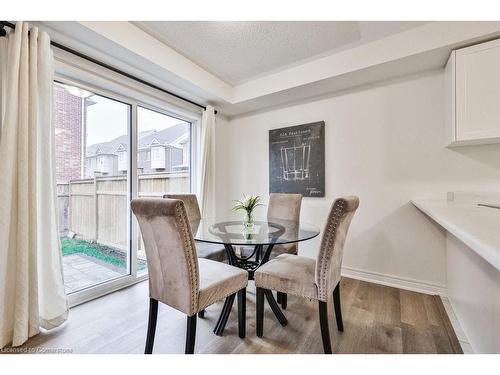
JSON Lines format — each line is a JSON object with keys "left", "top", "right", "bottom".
{"left": 57, "top": 172, "right": 189, "bottom": 251}
{"left": 57, "top": 183, "right": 70, "bottom": 235}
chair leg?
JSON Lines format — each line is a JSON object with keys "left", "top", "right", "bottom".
{"left": 318, "top": 301, "right": 332, "bottom": 354}
{"left": 280, "top": 293, "right": 287, "bottom": 310}
{"left": 264, "top": 289, "right": 287, "bottom": 326}
{"left": 277, "top": 292, "right": 288, "bottom": 309}
{"left": 237, "top": 288, "right": 246, "bottom": 338}
{"left": 145, "top": 298, "right": 158, "bottom": 354}
{"left": 185, "top": 314, "right": 197, "bottom": 354}
{"left": 198, "top": 309, "right": 205, "bottom": 318}
{"left": 333, "top": 282, "right": 344, "bottom": 332}
{"left": 214, "top": 293, "right": 236, "bottom": 336}
{"left": 256, "top": 287, "right": 264, "bottom": 337}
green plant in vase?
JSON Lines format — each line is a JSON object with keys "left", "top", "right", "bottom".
{"left": 232, "top": 195, "right": 264, "bottom": 229}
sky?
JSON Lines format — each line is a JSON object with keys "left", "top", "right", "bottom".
{"left": 85, "top": 93, "right": 189, "bottom": 146}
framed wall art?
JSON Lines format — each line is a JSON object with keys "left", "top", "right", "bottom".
{"left": 269, "top": 121, "right": 325, "bottom": 197}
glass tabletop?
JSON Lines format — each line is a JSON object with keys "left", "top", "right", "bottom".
{"left": 192, "top": 217, "right": 320, "bottom": 246}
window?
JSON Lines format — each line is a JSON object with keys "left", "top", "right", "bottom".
{"left": 54, "top": 82, "right": 131, "bottom": 294}
{"left": 136, "top": 106, "right": 191, "bottom": 274}
{"left": 118, "top": 150, "right": 127, "bottom": 172}
{"left": 53, "top": 73, "right": 197, "bottom": 304}
{"left": 151, "top": 147, "right": 160, "bottom": 160}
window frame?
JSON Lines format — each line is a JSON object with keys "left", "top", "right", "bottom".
{"left": 54, "top": 52, "right": 201, "bottom": 307}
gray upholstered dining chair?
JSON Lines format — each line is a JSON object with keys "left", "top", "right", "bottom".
{"left": 254, "top": 196, "right": 359, "bottom": 354}
{"left": 164, "top": 194, "right": 225, "bottom": 262}
{"left": 266, "top": 193, "right": 302, "bottom": 256}
{"left": 164, "top": 194, "right": 227, "bottom": 319}
{"left": 242, "top": 193, "right": 302, "bottom": 309}
{"left": 131, "top": 198, "right": 248, "bottom": 354}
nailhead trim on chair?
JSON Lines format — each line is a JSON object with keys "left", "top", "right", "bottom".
{"left": 259, "top": 285, "right": 319, "bottom": 300}
{"left": 174, "top": 201, "right": 199, "bottom": 316}
{"left": 198, "top": 285, "right": 245, "bottom": 311}
{"left": 316, "top": 199, "right": 346, "bottom": 301}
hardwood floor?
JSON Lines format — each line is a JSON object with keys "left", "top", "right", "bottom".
{"left": 18, "top": 278, "right": 460, "bottom": 354}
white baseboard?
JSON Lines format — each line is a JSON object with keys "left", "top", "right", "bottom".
{"left": 440, "top": 296, "right": 473, "bottom": 353}
{"left": 341, "top": 266, "right": 447, "bottom": 296}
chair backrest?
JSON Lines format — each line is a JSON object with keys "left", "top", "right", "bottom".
{"left": 267, "top": 193, "right": 302, "bottom": 222}
{"left": 315, "top": 196, "right": 359, "bottom": 301}
{"left": 131, "top": 198, "right": 199, "bottom": 316}
{"left": 164, "top": 194, "right": 201, "bottom": 223}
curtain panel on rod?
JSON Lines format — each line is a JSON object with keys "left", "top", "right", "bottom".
{"left": 0, "top": 21, "right": 68, "bottom": 349}
{"left": 198, "top": 105, "right": 216, "bottom": 218}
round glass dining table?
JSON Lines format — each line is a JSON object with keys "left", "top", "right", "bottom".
{"left": 192, "top": 217, "right": 320, "bottom": 335}
{"left": 193, "top": 217, "right": 320, "bottom": 273}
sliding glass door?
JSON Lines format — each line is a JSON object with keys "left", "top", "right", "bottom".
{"left": 53, "top": 74, "right": 197, "bottom": 305}
{"left": 136, "top": 106, "right": 192, "bottom": 275}
{"left": 54, "top": 82, "right": 132, "bottom": 294}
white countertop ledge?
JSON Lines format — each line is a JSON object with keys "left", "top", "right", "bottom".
{"left": 411, "top": 199, "right": 500, "bottom": 271}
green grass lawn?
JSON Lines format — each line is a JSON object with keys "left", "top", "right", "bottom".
{"left": 61, "top": 238, "right": 126, "bottom": 268}
{"left": 61, "top": 237, "right": 147, "bottom": 271}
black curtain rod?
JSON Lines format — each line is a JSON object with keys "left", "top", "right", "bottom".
{"left": 0, "top": 21, "right": 215, "bottom": 114}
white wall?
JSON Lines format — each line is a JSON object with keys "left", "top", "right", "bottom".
{"left": 216, "top": 70, "right": 500, "bottom": 290}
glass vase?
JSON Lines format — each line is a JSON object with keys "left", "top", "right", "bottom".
{"left": 244, "top": 211, "right": 254, "bottom": 229}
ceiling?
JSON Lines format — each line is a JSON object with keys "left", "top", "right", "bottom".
{"left": 133, "top": 21, "right": 428, "bottom": 85}
{"left": 41, "top": 21, "right": 500, "bottom": 117}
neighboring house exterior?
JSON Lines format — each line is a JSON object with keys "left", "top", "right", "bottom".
{"left": 84, "top": 148, "right": 118, "bottom": 177}
{"left": 54, "top": 84, "right": 83, "bottom": 183}
{"left": 54, "top": 84, "right": 99, "bottom": 183}
{"left": 84, "top": 123, "right": 189, "bottom": 178}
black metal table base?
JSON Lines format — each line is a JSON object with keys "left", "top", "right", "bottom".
{"left": 223, "top": 243, "right": 281, "bottom": 279}
{"left": 213, "top": 243, "right": 288, "bottom": 336}
{"left": 213, "top": 294, "right": 236, "bottom": 335}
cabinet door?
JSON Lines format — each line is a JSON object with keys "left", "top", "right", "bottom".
{"left": 456, "top": 38, "right": 500, "bottom": 142}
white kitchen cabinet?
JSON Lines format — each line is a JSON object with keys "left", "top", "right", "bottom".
{"left": 446, "top": 38, "right": 500, "bottom": 146}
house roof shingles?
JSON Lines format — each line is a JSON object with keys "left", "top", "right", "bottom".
{"left": 86, "top": 123, "right": 188, "bottom": 156}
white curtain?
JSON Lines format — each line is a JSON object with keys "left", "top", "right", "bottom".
{"left": 198, "top": 105, "right": 216, "bottom": 218}
{"left": 0, "top": 22, "right": 68, "bottom": 349}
